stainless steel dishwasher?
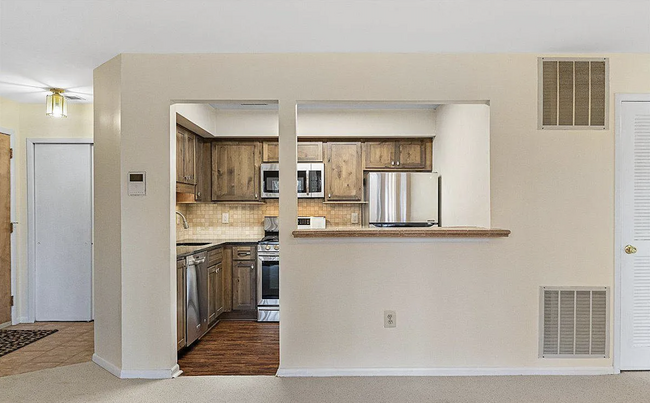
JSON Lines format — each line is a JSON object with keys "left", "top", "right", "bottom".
{"left": 185, "top": 251, "right": 208, "bottom": 347}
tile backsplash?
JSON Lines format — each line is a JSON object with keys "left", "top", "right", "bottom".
{"left": 176, "top": 199, "right": 361, "bottom": 240}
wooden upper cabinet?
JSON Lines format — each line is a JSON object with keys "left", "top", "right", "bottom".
{"left": 325, "top": 142, "right": 362, "bottom": 201}
{"left": 363, "top": 141, "right": 396, "bottom": 169}
{"left": 194, "top": 138, "right": 212, "bottom": 202}
{"left": 184, "top": 133, "right": 196, "bottom": 184}
{"left": 212, "top": 142, "right": 261, "bottom": 201}
{"left": 262, "top": 142, "right": 279, "bottom": 163}
{"left": 362, "top": 139, "right": 432, "bottom": 171}
{"left": 176, "top": 128, "right": 185, "bottom": 183}
{"left": 176, "top": 125, "right": 197, "bottom": 185}
{"left": 396, "top": 140, "right": 427, "bottom": 169}
{"left": 262, "top": 141, "right": 323, "bottom": 162}
{"left": 297, "top": 142, "right": 323, "bottom": 162}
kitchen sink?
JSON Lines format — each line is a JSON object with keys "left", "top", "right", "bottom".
{"left": 176, "top": 242, "right": 211, "bottom": 246}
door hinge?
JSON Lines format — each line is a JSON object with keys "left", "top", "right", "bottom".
{"left": 9, "top": 148, "right": 12, "bottom": 159}
{"left": 10, "top": 296, "right": 14, "bottom": 307}
{"left": 9, "top": 222, "right": 13, "bottom": 233}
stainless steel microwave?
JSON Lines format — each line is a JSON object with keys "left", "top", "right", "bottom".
{"left": 261, "top": 163, "right": 324, "bottom": 198}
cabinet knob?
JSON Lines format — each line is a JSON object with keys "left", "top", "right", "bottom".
{"left": 391, "top": 161, "right": 395, "bottom": 166}
{"left": 396, "top": 161, "right": 400, "bottom": 166}
{"left": 328, "top": 193, "right": 331, "bottom": 198}
{"left": 251, "top": 265, "right": 254, "bottom": 270}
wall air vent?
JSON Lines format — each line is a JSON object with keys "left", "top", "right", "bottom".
{"left": 540, "top": 287, "right": 608, "bottom": 358}
{"left": 538, "top": 58, "right": 608, "bottom": 130}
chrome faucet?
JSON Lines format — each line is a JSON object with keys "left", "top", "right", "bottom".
{"left": 176, "top": 211, "right": 189, "bottom": 229}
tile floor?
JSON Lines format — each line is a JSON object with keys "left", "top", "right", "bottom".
{"left": 0, "top": 321, "right": 93, "bottom": 377}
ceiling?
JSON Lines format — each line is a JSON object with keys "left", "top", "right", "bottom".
{"left": 1, "top": 0, "right": 649, "bottom": 104}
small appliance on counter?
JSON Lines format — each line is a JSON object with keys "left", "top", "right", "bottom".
{"left": 297, "top": 216, "right": 326, "bottom": 229}
{"left": 257, "top": 217, "right": 279, "bottom": 322}
{"left": 365, "top": 172, "right": 439, "bottom": 227}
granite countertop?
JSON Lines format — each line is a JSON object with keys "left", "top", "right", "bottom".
{"left": 292, "top": 226, "right": 511, "bottom": 238}
{"left": 176, "top": 238, "right": 261, "bottom": 259}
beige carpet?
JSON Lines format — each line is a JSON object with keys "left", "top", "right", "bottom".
{"left": 2, "top": 362, "right": 650, "bottom": 403}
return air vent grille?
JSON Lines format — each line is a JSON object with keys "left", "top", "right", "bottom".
{"left": 538, "top": 58, "right": 608, "bottom": 129}
{"left": 540, "top": 287, "right": 608, "bottom": 358}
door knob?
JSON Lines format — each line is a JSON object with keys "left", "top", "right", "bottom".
{"left": 625, "top": 245, "right": 638, "bottom": 254}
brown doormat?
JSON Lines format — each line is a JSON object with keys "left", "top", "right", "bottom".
{"left": 0, "top": 329, "right": 58, "bottom": 357}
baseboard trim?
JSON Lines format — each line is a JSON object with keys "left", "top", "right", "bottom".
{"left": 92, "top": 354, "right": 122, "bottom": 378}
{"left": 276, "top": 367, "right": 616, "bottom": 377}
{"left": 93, "top": 354, "right": 181, "bottom": 379}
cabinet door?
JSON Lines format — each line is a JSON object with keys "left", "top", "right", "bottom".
{"left": 326, "top": 142, "right": 362, "bottom": 201}
{"left": 232, "top": 260, "right": 256, "bottom": 310}
{"left": 184, "top": 132, "right": 196, "bottom": 184}
{"left": 212, "top": 142, "right": 261, "bottom": 201}
{"left": 176, "top": 127, "right": 185, "bottom": 183}
{"left": 194, "top": 138, "right": 212, "bottom": 202}
{"left": 215, "top": 263, "right": 224, "bottom": 317}
{"left": 297, "top": 142, "right": 323, "bottom": 162}
{"left": 208, "top": 264, "right": 217, "bottom": 324}
{"left": 396, "top": 140, "right": 426, "bottom": 169}
{"left": 262, "top": 142, "right": 279, "bottom": 163}
{"left": 176, "top": 261, "right": 186, "bottom": 351}
{"left": 363, "top": 141, "right": 396, "bottom": 169}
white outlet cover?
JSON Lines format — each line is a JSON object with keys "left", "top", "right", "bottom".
{"left": 351, "top": 212, "right": 359, "bottom": 224}
{"left": 222, "top": 213, "right": 229, "bottom": 224}
{"left": 384, "top": 310, "right": 396, "bottom": 328}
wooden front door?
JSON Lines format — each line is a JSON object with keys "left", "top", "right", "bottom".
{"left": 0, "top": 133, "right": 11, "bottom": 325}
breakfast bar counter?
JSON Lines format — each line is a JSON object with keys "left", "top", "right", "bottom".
{"left": 292, "top": 227, "right": 511, "bottom": 238}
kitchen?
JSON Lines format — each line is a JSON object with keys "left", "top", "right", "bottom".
{"left": 173, "top": 101, "right": 494, "bottom": 376}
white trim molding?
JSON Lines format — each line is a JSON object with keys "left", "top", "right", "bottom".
{"left": 276, "top": 367, "right": 615, "bottom": 377}
{"left": 93, "top": 354, "right": 182, "bottom": 379}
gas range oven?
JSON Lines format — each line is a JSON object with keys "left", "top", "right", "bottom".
{"left": 257, "top": 217, "right": 279, "bottom": 322}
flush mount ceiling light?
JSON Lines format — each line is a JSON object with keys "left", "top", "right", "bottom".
{"left": 46, "top": 88, "right": 67, "bottom": 118}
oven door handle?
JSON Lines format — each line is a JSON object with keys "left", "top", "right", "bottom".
{"left": 258, "top": 255, "right": 280, "bottom": 262}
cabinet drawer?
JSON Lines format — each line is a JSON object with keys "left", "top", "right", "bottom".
{"left": 208, "top": 248, "right": 223, "bottom": 266}
{"left": 232, "top": 245, "right": 255, "bottom": 260}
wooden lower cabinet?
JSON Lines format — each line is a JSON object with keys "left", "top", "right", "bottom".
{"left": 208, "top": 262, "right": 224, "bottom": 324}
{"left": 177, "top": 258, "right": 186, "bottom": 351}
{"left": 232, "top": 260, "right": 256, "bottom": 311}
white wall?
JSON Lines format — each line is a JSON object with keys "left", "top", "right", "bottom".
{"left": 93, "top": 53, "right": 650, "bottom": 377}
{"left": 173, "top": 103, "right": 217, "bottom": 137}
{"left": 186, "top": 107, "right": 436, "bottom": 138}
{"left": 434, "top": 104, "right": 490, "bottom": 227}
{"left": 0, "top": 97, "right": 94, "bottom": 324}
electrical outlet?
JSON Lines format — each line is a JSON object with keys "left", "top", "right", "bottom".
{"left": 351, "top": 212, "right": 359, "bottom": 224}
{"left": 384, "top": 310, "right": 396, "bottom": 328}
{"left": 222, "top": 213, "right": 229, "bottom": 224}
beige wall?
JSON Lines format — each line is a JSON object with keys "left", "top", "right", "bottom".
{"left": 0, "top": 97, "right": 93, "bottom": 324}
{"left": 93, "top": 53, "right": 650, "bottom": 376}
{"left": 434, "top": 103, "right": 491, "bottom": 227}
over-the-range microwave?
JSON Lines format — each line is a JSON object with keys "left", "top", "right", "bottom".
{"left": 261, "top": 163, "right": 324, "bottom": 198}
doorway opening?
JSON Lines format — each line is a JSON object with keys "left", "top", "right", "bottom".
{"left": 172, "top": 101, "right": 280, "bottom": 376}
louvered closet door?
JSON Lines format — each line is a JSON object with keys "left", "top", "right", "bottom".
{"left": 621, "top": 101, "right": 650, "bottom": 369}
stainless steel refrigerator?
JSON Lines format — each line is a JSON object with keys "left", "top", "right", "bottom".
{"left": 364, "top": 172, "right": 439, "bottom": 227}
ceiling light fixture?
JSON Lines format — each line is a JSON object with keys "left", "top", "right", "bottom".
{"left": 46, "top": 88, "right": 67, "bottom": 118}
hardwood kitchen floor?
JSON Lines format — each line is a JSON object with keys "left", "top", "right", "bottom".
{"left": 178, "top": 321, "right": 279, "bottom": 376}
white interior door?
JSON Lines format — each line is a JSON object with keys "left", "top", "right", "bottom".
{"left": 34, "top": 143, "right": 93, "bottom": 321}
{"left": 620, "top": 100, "right": 650, "bottom": 369}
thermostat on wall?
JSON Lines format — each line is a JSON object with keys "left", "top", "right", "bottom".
{"left": 128, "top": 171, "right": 146, "bottom": 196}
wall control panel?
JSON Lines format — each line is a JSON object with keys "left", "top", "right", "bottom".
{"left": 128, "top": 171, "right": 146, "bottom": 196}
